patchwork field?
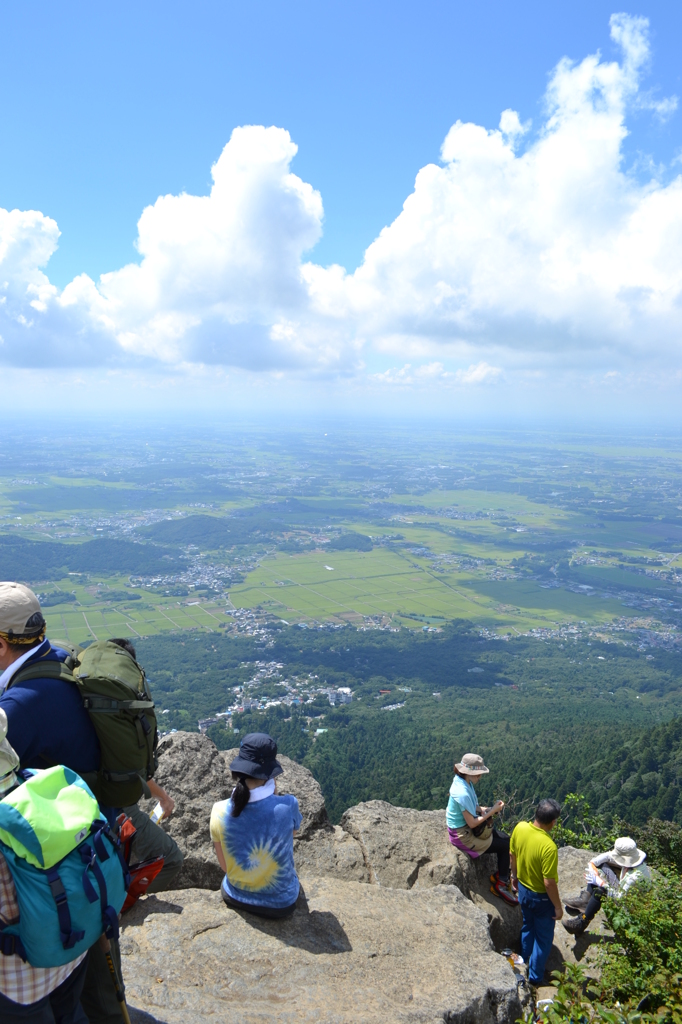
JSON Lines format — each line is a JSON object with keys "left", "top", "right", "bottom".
{"left": 38, "top": 579, "right": 227, "bottom": 645}
{"left": 229, "top": 545, "right": 642, "bottom": 631}
{"left": 2, "top": 427, "right": 681, "bottom": 641}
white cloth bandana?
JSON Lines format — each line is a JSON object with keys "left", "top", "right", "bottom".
{"left": 248, "top": 778, "right": 276, "bottom": 803}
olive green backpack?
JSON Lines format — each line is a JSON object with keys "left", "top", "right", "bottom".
{"left": 10, "top": 640, "right": 158, "bottom": 807}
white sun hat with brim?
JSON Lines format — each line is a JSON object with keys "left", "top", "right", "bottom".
{"left": 609, "top": 837, "right": 646, "bottom": 868}
{"left": 455, "top": 753, "right": 489, "bottom": 775}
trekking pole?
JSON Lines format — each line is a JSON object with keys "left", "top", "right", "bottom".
{"left": 99, "top": 934, "right": 132, "bottom": 1024}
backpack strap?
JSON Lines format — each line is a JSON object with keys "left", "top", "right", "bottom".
{"left": 0, "top": 927, "right": 27, "bottom": 962}
{"left": 46, "top": 868, "right": 85, "bottom": 951}
{"left": 8, "top": 660, "right": 75, "bottom": 689}
{"left": 8, "top": 641, "right": 81, "bottom": 691}
{"left": 80, "top": 838, "right": 120, "bottom": 941}
{"left": 81, "top": 696, "right": 155, "bottom": 712}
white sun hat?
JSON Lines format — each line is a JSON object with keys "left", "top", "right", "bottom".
{"left": 609, "top": 837, "right": 646, "bottom": 868}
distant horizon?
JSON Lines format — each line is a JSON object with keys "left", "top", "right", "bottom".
{"left": 2, "top": 416, "right": 681, "bottom": 442}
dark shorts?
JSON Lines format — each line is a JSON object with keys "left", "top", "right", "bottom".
{"left": 221, "top": 886, "right": 298, "bottom": 919}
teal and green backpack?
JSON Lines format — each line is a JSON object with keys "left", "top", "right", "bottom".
{"left": 0, "top": 766, "right": 128, "bottom": 967}
{"left": 10, "top": 640, "right": 158, "bottom": 807}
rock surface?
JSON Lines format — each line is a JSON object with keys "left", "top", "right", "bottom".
{"left": 294, "top": 825, "right": 370, "bottom": 883}
{"left": 141, "top": 732, "right": 232, "bottom": 889}
{"left": 547, "top": 846, "right": 606, "bottom": 978}
{"left": 139, "top": 732, "right": 608, "bottom": 1020}
{"left": 122, "top": 879, "right": 528, "bottom": 1024}
{"left": 341, "top": 801, "right": 522, "bottom": 949}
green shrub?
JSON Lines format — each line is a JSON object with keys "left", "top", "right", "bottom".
{"left": 524, "top": 964, "right": 658, "bottom": 1024}
{"left": 513, "top": 792, "right": 682, "bottom": 873}
{"left": 550, "top": 793, "right": 620, "bottom": 852}
{"left": 599, "top": 869, "right": 682, "bottom": 1016}
{"left": 626, "top": 819, "right": 682, "bottom": 873}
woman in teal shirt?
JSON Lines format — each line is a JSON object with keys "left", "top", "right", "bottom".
{"left": 446, "top": 752, "right": 517, "bottom": 905}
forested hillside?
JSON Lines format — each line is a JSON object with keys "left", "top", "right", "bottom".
{"left": 136, "top": 622, "right": 682, "bottom": 825}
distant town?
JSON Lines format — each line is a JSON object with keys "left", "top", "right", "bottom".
{"left": 193, "top": 660, "right": 353, "bottom": 736}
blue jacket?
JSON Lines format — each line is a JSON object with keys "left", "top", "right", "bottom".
{"left": 0, "top": 640, "right": 101, "bottom": 775}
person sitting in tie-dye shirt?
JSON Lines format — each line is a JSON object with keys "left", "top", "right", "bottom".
{"left": 210, "top": 733, "right": 302, "bottom": 919}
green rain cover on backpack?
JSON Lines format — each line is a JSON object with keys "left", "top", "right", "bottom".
{"left": 11, "top": 641, "right": 158, "bottom": 807}
{"left": 0, "top": 765, "right": 128, "bottom": 967}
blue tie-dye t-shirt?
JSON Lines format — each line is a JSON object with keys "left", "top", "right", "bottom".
{"left": 210, "top": 788, "right": 302, "bottom": 908}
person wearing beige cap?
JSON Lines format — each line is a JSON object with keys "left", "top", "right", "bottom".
{"left": 563, "top": 837, "right": 651, "bottom": 936}
{"left": 0, "top": 582, "right": 101, "bottom": 784}
{"left": 446, "top": 753, "right": 517, "bottom": 905}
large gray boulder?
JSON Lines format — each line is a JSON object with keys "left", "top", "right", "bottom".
{"left": 294, "top": 825, "right": 370, "bottom": 883}
{"left": 122, "top": 879, "right": 528, "bottom": 1024}
{"left": 141, "top": 732, "right": 232, "bottom": 889}
{"left": 341, "top": 801, "right": 522, "bottom": 949}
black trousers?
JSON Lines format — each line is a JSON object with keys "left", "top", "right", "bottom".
{"left": 488, "top": 828, "right": 511, "bottom": 881}
{"left": 221, "top": 889, "right": 298, "bottom": 919}
{"left": 584, "top": 883, "right": 608, "bottom": 922}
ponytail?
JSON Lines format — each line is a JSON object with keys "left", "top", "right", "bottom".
{"left": 230, "top": 772, "right": 251, "bottom": 817}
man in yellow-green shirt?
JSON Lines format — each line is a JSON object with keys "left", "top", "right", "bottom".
{"left": 510, "top": 799, "right": 562, "bottom": 987}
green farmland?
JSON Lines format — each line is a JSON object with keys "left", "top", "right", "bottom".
{"left": 229, "top": 542, "right": 642, "bottom": 631}
{"left": 38, "top": 579, "right": 227, "bottom": 645}
{"left": 1, "top": 426, "right": 681, "bottom": 641}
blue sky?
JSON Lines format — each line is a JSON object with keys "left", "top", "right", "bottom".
{"left": 1, "top": 3, "right": 682, "bottom": 421}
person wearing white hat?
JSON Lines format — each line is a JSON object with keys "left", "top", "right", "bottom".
{"left": 563, "top": 837, "right": 651, "bottom": 936}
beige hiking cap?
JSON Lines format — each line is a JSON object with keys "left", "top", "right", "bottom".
{"left": 0, "top": 581, "right": 43, "bottom": 638}
{"left": 455, "top": 753, "right": 489, "bottom": 775}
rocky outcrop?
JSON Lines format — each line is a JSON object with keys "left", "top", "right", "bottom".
{"left": 293, "top": 825, "right": 370, "bottom": 883}
{"left": 340, "top": 800, "right": 522, "bottom": 949}
{"left": 149, "top": 735, "right": 521, "bottom": 945}
{"left": 139, "top": 732, "right": 232, "bottom": 889}
{"left": 129, "top": 732, "right": 600, "bottom": 1021}
{"left": 122, "top": 879, "right": 527, "bottom": 1024}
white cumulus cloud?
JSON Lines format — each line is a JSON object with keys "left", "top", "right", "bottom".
{"left": 1, "top": 126, "right": 344, "bottom": 373}
{"left": 307, "top": 12, "right": 682, "bottom": 370}
{"left": 0, "top": 13, "right": 681, "bottom": 391}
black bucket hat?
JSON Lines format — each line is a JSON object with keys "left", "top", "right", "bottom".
{"left": 230, "top": 733, "right": 283, "bottom": 781}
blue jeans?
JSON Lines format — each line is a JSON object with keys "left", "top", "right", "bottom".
{"left": 517, "top": 882, "right": 556, "bottom": 984}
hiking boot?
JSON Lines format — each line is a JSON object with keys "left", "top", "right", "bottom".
{"left": 490, "top": 873, "right": 519, "bottom": 905}
{"left": 564, "top": 890, "right": 591, "bottom": 914}
{"left": 562, "top": 913, "right": 588, "bottom": 936}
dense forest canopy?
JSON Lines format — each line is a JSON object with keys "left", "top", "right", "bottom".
{"left": 136, "top": 622, "right": 682, "bottom": 825}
